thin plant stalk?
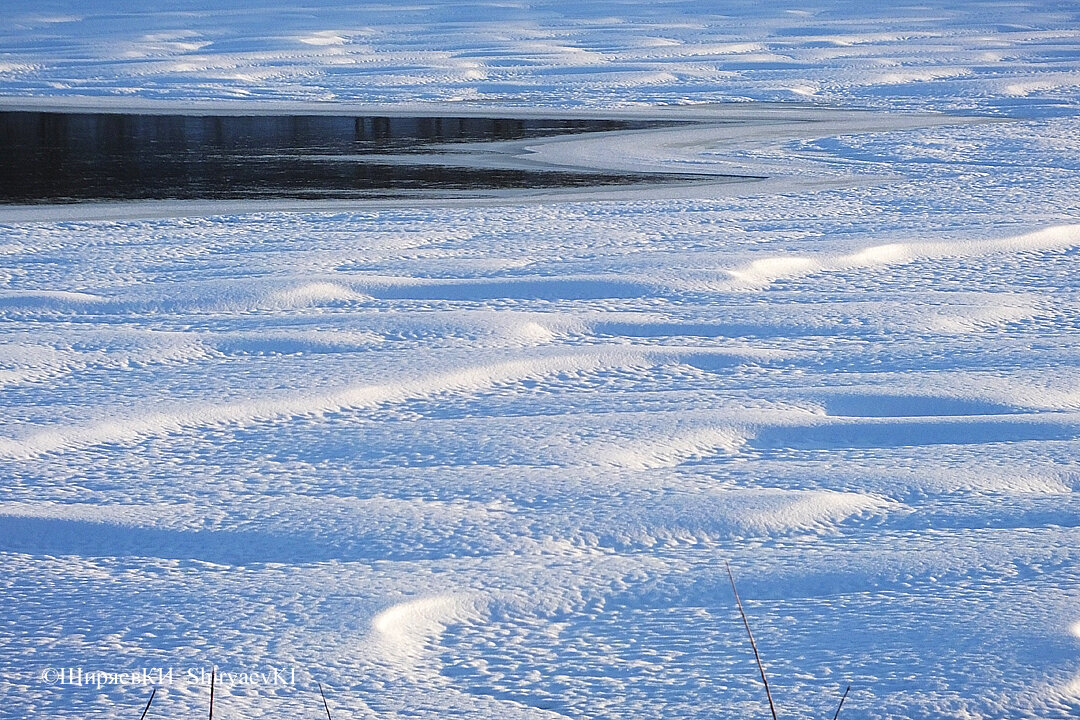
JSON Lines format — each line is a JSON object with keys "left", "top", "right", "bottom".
{"left": 318, "top": 682, "right": 334, "bottom": 720}
{"left": 832, "top": 685, "right": 851, "bottom": 720}
{"left": 725, "top": 561, "right": 779, "bottom": 720}
{"left": 138, "top": 687, "right": 156, "bottom": 720}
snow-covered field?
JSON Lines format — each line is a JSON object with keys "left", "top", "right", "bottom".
{"left": 3, "top": 1, "right": 1080, "bottom": 719}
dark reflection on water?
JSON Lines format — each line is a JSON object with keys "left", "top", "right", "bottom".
{"left": 0, "top": 112, "right": 694, "bottom": 203}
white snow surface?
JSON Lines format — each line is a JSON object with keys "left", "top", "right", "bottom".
{"left": 2, "top": 0, "right": 1080, "bottom": 112}
{"left": 3, "top": 1, "right": 1080, "bottom": 720}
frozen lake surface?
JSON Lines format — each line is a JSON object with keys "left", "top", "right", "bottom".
{"left": 0, "top": 112, "right": 705, "bottom": 203}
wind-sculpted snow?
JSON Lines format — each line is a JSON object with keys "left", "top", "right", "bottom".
{"left": 4, "top": 167, "right": 1080, "bottom": 717}
{"left": 2, "top": 0, "right": 1080, "bottom": 113}
{"left": 4, "top": 2, "right": 1080, "bottom": 719}
{"left": 370, "top": 594, "right": 485, "bottom": 678}
{"left": 724, "top": 224, "right": 1080, "bottom": 290}
{"left": 0, "top": 348, "right": 653, "bottom": 459}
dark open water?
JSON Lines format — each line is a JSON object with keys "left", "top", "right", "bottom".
{"left": 0, "top": 112, "right": 698, "bottom": 203}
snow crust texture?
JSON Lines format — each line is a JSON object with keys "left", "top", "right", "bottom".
{"left": 3, "top": 2, "right": 1080, "bottom": 720}
{"left": 1, "top": 0, "right": 1079, "bottom": 112}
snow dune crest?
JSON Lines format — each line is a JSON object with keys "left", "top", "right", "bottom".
{"left": 371, "top": 594, "right": 484, "bottom": 678}
{"left": 725, "top": 223, "right": 1080, "bottom": 290}
{"left": 584, "top": 426, "right": 748, "bottom": 470}
{"left": 266, "top": 281, "right": 372, "bottom": 308}
{"left": 0, "top": 289, "right": 108, "bottom": 309}
{"left": 0, "top": 349, "right": 647, "bottom": 459}
{"left": 729, "top": 489, "right": 894, "bottom": 535}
